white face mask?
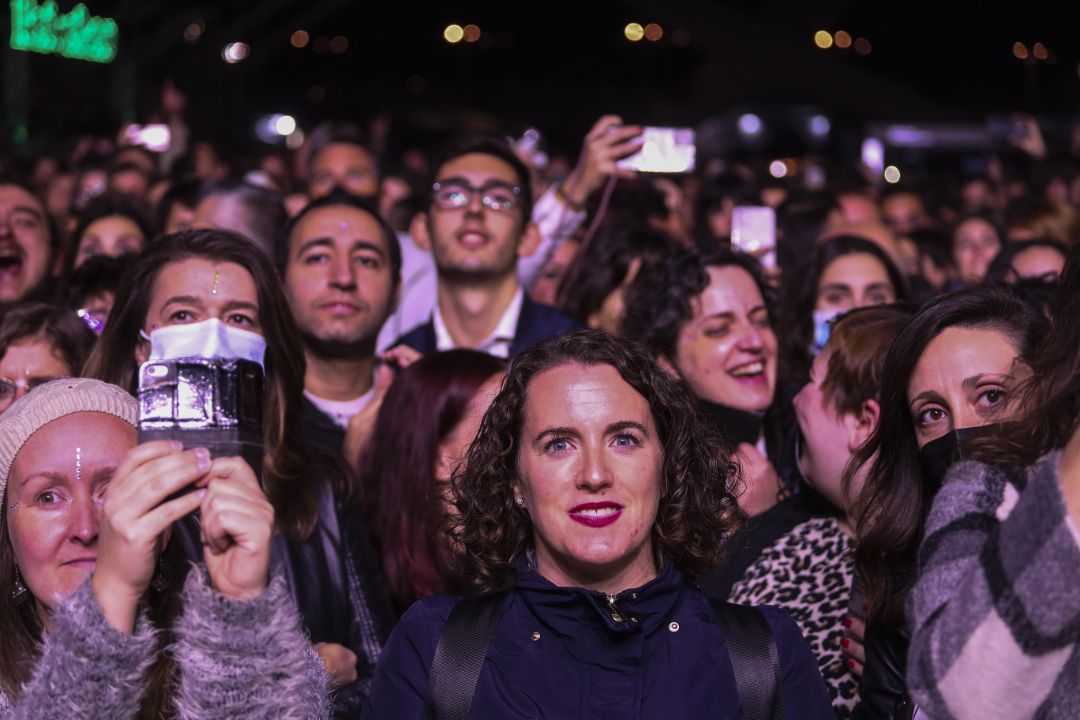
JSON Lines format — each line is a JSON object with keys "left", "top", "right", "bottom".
{"left": 141, "top": 318, "right": 267, "bottom": 368}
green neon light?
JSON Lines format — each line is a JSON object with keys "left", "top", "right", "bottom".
{"left": 9, "top": 0, "right": 117, "bottom": 63}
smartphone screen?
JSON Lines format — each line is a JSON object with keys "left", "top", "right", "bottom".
{"left": 122, "top": 124, "right": 171, "bottom": 153}
{"left": 731, "top": 205, "right": 777, "bottom": 269}
{"left": 616, "top": 127, "right": 696, "bottom": 174}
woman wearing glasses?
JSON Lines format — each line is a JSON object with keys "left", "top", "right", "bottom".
{"left": 0, "top": 303, "right": 96, "bottom": 415}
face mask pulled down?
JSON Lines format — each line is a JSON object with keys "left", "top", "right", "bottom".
{"left": 137, "top": 318, "right": 266, "bottom": 485}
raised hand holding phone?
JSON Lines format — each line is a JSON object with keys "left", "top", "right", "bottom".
{"left": 92, "top": 441, "right": 209, "bottom": 634}
{"left": 198, "top": 456, "right": 274, "bottom": 601}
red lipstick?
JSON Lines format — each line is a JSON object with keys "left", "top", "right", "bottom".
{"left": 569, "top": 501, "right": 623, "bottom": 528}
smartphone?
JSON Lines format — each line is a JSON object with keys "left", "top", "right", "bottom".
{"left": 137, "top": 358, "right": 265, "bottom": 501}
{"left": 731, "top": 205, "right": 777, "bottom": 270}
{"left": 122, "top": 124, "right": 171, "bottom": 153}
{"left": 616, "top": 126, "right": 696, "bottom": 174}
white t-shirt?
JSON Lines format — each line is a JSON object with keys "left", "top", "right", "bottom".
{"left": 304, "top": 383, "right": 378, "bottom": 429}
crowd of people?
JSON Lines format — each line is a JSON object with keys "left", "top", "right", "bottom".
{"left": 0, "top": 97, "right": 1078, "bottom": 719}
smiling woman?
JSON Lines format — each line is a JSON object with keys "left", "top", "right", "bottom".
{"left": 364, "top": 329, "right": 835, "bottom": 719}
{"left": 622, "top": 248, "right": 790, "bottom": 517}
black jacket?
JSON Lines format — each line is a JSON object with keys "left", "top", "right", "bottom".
{"left": 392, "top": 294, "right": 581, "bottom": 357}
{"left": 852, "top": 618, "right": 914, "bottom": 720}
{"left": 302, "top": 395, "right": 346, "bottom": 456}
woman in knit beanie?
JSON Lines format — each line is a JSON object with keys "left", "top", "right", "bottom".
{"left": 0, "top": 378, "right": 328, "bottom": 718}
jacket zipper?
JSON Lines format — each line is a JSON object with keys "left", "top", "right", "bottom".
{"left": 605, "top": 593, "right": 637, "bottom": 624}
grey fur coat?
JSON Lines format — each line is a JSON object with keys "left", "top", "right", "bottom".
{"left": 0, "top": 568, "right": 329, "bottom": 719}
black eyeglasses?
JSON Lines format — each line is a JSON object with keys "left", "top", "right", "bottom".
{"left": 431, "top": 180, "right": 522, "bottom": 213}
{"left": 0, "top": 376, "right": 64, "bottom": 413}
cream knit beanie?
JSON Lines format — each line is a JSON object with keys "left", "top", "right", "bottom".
{"left": 0, "top": 378, "right": 137, "bottom": 500}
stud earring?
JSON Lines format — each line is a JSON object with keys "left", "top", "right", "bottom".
{"left": 514, "top": 496, "right": 526, "bottom": 507}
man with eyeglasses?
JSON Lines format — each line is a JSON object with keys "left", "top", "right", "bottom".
{"left": 394, "top": 137, "right": 580, "bottom": 358}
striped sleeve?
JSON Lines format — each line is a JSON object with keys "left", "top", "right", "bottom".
{"left": 907, "top": 451, "right": 1080, "bottom": 720}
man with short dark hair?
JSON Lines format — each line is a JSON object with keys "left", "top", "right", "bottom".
{"left": 306, "top": 123, "right": 380, "bottom": 200}
{"left": 280, "top": 190, "right": 401, "bottom": 453}
{"left": 0, "top": 182, "right": 55, "bottom": 309}
{"left": 395, "top": 137, "right": 580, "bottom": 357}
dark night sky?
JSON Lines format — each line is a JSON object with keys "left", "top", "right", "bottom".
{"left": 3, "top": 0, "right": 1076, "bottom": 156}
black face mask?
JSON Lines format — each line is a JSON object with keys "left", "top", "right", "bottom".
{"left": 699, "top": 400, "right": 765, "bottom": 448}
{"left": 918, "top": 425, "right": 997, "bottom": 494}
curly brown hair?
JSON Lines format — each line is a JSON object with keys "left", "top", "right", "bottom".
{"left": 450, "top": 329, "right": 743, "bottom": 591}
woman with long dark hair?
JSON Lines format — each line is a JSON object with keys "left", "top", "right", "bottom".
{"left": 846, "top": 285, "right": 1046, "bottom": 717}
{"left": 906, "top": 243, "right": 1080, "bottom": 718}
{"left": 358, "top": 350, "right": 505, "bottom": 614}
{"left": 83, "top": 229, "right": 393, "bottom": 715}
{"left": 778, "top": 235, "right": 909, "bottom": 386}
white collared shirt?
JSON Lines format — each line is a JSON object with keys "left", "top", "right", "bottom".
{"left": 432, "top": 287, "right": 523, "bottom": 359}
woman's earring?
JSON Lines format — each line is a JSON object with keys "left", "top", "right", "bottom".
{"left": 11, "top": 567, "right": 28, "bottom": 601}
{"left": 151, "top": 556, "right": 168, "bottom": 594}
{"left": 514, "top": 496, "right": 526, "bottom": 507}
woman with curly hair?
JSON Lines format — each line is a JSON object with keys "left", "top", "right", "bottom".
{"left": 364, "top": 329, "right": 832, "bottom": 718}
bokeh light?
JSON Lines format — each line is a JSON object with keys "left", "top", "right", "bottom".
{"left": 1013, "top": 41, "right": 1028, "bottom": 60}
{"left": 769, "top": 160, "right": 788, "bottom": 178}
{"left": 625, "top": 23, "right": 645, "bottom": 42}
{"left": 184, "top": 22, "right": 203, "bottom": 44}
{"left": 854, "top": 37, "right": 872, "bottom": 55}
{"left": 290, "top": 30, "right": 309, "bottom": 48}
{"left": 738, "top": 113, "right": 763, "bottom": 136}
{"left": 834, "top": 30, "right": 852, "bottom": 49}
{"left": 463, "top": 24, "right": 481, "bottom": 43}
{"left": 884, "top": 165, "right": 901, "bottom": 184}
{"left": 330, "top": 36, "right": 348, "bottom": 53}
{"left": 444, "top": 24, "right": 464, "bottom": 43}
{"left": 273, "top": 115, "right": 296, "bottom": 136}
{"left": 221, "top": 42, "right": 249, "bottom": 64}
{"left": 814, "top": 30, "right": 833, "bottom": 49}
{"left": 644, "top": 23, "right": 663, "bottom": 42}
{"left": 1032, "top": 42, "right": 1047, "bottom": 60}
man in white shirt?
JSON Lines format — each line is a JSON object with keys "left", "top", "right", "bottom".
{"left": 279, "top": 189, "right": 400, "bottom": 453}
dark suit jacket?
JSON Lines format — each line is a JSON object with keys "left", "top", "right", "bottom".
{"left": 392, "top": 294, "right": 581, "bottom": 357}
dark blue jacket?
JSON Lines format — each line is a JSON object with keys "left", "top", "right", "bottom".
{"left": 391, "top": 294, "right": 581, "bottom": 357}
{"left": 363, "top": 557, "right": 833, "bottom": 719}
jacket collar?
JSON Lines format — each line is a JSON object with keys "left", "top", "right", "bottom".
{"left": 511, "top": 553, "right": 686, "bottom": 635}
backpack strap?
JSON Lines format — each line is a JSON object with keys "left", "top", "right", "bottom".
{"left": 707, "top": 598, "right": 784, "bottom": 720}
{"left": 423, "top": 591, "right": 508, "bottom": 720}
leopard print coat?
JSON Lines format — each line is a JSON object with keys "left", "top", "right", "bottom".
{"left": 729, "top": 515, "right": 858, "bottom": 718}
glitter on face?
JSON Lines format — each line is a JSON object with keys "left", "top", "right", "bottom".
{"left": 8, "top": 502, "right": 18, "bottom": 510}
{"left": 75, "top": 447, "right": 82, "bottom": 484}
{"left": 211, "top": 269, "right": 221, "bottom": 295}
